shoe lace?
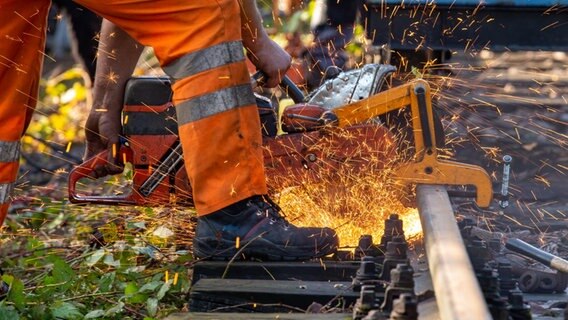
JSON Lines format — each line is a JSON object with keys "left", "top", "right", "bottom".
{"left": 253, "top": 196, "right": 290, "bottom": 229}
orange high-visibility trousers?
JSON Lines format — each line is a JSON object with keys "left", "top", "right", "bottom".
{"left": 77, "top": 0, "right": 269, "bottom": 214}
{"left": 0, "top": 0, "right": 51, "bottom": 225}
{"left": 0, "top": 0, "right": 267, "bottom": 225}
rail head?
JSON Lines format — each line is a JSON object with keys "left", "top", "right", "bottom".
{"left": 416, "top": 185, "right": 492, "bottom": 320}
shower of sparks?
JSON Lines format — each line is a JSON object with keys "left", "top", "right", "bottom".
{"left": 264, "top": 125, "right": 424, "bottom": 247}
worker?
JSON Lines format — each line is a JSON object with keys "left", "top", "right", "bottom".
{"left": 305, "top": 0, "right": 364, "bottom": 89}
{"left": 0, "top": 0, "right": 339, "bottom": 260}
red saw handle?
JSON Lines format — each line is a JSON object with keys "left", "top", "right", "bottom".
{"left": 68, "top": 149, "right": 135, "bottom": 204}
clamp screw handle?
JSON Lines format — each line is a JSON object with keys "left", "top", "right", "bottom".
{"left": 499, "top": 155, "right": 512, "bottom": 209}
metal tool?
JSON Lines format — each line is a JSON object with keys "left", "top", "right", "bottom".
{"left": 331, "top": 80, "right": 494, "bottom": 207}
{"left": 138, "top": 142, "right": 183, "bottom": 197}
{"left": 499, "top": 155, "right": 512, "bottom": 209}
{"left": 506, "top": 238, "right": 568, "bottom": 274}
{"left": 70, "top": 64, "right": 496, "bottom": 209}
{"left": 444, "top": 154, "right": 512, "bottom": 209}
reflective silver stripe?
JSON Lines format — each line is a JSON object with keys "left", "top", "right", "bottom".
{"left": 163, "top": 41, "right": 245, "bottom": 80}
{"left": 176, "top": 84, "right": 256, "bottom": 124}
{"left": 0, "top": 183, "right": 13, "bottom": 203}
{"left": 0, "top": 140, "right": 20, "bottom": 162}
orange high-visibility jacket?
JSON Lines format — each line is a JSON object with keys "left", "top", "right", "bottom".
{"left": 0, "top": 0, "right": 267, "bottom": 225}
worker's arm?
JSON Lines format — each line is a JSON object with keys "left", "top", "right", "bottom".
{"left": 84, "top": 19, "right": 144, "bottom": 177}
{"left": 239, "top": 0, "right": 291, "bottom": 88}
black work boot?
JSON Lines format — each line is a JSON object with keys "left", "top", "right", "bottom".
{"left": 193, "top": 196, "right": 339, "bottom": 261}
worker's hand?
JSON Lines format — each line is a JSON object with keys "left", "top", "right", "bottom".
{"left": 247, "top": 36, "right": 292, "bottom": 88}
{"left": 82, "top": 20, "right": 143, "bottom": 178}
{"left": 83, "top": 107, "right": 124, "bottom": 178}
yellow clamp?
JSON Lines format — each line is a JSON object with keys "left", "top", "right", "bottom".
{"left": 333, "top": 79, "right": 493, "bottom": 208}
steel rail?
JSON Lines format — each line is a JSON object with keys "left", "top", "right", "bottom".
{"left": 416, "top": 185, "right": 492, "bottom": 320}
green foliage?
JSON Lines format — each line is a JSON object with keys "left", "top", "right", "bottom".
{"left": 0, "top": 304, "right": 20, "bottom": 320}
{"left": 1, "top": 198, "right": 193, "bottom": 318}
{"left": 345, "top": 24, "right": 366, "bottom": 57}
{"left": 2, "top": 275, "right": 25, "bottom": 311}
{"left": 23, "top": 68, "right": 89, "bottom": 154}
{"left": 50, "top": 301, "right": 83, "bottom": 319}
{"left": 411, "top": 66, "right": 424, "bottom": 79}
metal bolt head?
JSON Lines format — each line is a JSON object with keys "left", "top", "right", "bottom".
{"left": 358, "top": 235, "right": 374, "bottom": 250}
{"left": 390, "top": 293, "right": 418, "bottom": 319}
{"left": 390, "top": 264, "right": 414, "bottom": 288}
{"left": 508, "top": 286, "right": 525, "bottom": 307}
{"left": 497, "top": 262, "right": 513, "bottom": 280}
{"left": 360, "top": 285, "right": 376, "bottom": 305}
{"left": 459, "top": 217, "right": 476, "bottom": 230}
{"left": 389, "top": 213, "right": 400, "bottom": 220}
{"left": 357, "top": 260, "right": 379, "bottom": 280}
{"left": 384, "top": 215, "right": 404, "bottom": 237}
{"left": 467, "top": 240, "right": 490, "bottom": 270}
{"left": 386, "top": 236, "right": 408, "bottom": 258}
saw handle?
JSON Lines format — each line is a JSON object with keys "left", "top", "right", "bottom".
{"left": 68, "top": 148, "right": 135, "bottom": 204}
{"left": 252, "top": 71, "right": 305, "bottom": 103}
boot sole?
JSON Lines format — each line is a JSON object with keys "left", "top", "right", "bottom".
{"left": 193, "top": 237, "right": 337, "bottom": 261}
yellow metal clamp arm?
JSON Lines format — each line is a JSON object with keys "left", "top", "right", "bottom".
{"left": 333, "top": 79, "right": 493, "bottom": 208}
